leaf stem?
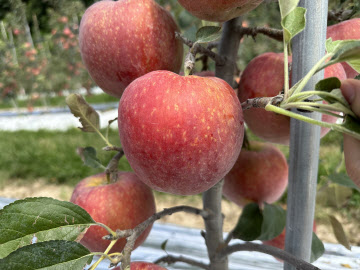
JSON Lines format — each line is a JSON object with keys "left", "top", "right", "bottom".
{"left": 289, "top": 53, "right": 333, "bottom": 97}
{"left": 286, "top": 90, "right": 342, "bottom": 103}
{"left": 283, "top": 40, "right": 290, "bottom": 100}
{"left": 89, "top": 240, "right": 118, "bottom": 270}
{"left": 265, "top": 104, "right": 333, "bottom": 128}
{"left": 96, "top": 222, "right": 117, "bottom": 237}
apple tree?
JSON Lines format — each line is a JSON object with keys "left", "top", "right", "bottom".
{"left": 1, "top": 1, "right": 360, "bottom": 270}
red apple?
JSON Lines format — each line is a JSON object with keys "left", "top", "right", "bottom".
{"left": 113, "top": 262, "right": 167, "bottom": 270}
{"left": 177, "top": 0, "right": 263, "bottom": 22}
{"left": 79, "top": 0, "right": 183, "bottom": 98}
{"left": 223, "top": 141, "right": 288, "bottom": 206}
{"left": 238, "top": 52, "right": 347, "bottom": 145}
{"left": 70, "top": 172, "right": 156, "bottom": 253}
{"left": 327, "top": 18, "right": 360, "bottom": 78}
{"left": 118, "top": 70, "right": 244, "bottom": 195}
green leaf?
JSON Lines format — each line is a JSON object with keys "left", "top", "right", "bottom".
{"left": 310, "top": 232, "right": 325, "bottom": 263}
{"left": 233, "top": 203, "right": 262, "bottom": 241}
{"left": 281, "top": 7, "right": 306, "bottom": 43}
{"left": 315, "top": 77, "right": 341, "bottom": 92}
{"left": 329, "top": 215, "right": 351, "bottom": 250}
{"left": 160, "top": 239, "right": 168, "bottom": 251}
{"left": 195, "top": 26, "right": 222, "bottom": 44}
{"left": 77, "top": 146, "right": 105, "bottom": 169}
{"left": 333, "top": 114, "right": 360, "bottom": 141}
{"left": 0, "top": 240, "right": 93, "bottom": 270}
{"left": 278, "top": 0, "right": 300, "bottom": 19}
{"left": 258, "top": 204, "right": 286, "bottom": 241}
{"left": 66, "top": 94, "right": 100, "bottom": 132}
{"left": 328, "top": 173, "right": 360, "bottom": 192}
{"left": 323, "top": 40, "right": 360, "bottom": 73}
{"left": 0, "top": 197, "right": 96, "bottom": 259}
{"left": 355, "top": 74, "right": 360, "bottom": 80}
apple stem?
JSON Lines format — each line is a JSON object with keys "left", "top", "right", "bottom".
{"left": 184, "top": 52, "right": 195, "bottom": 76}
{"left": 105, "top": 150, "right": 125, "bottom": 183}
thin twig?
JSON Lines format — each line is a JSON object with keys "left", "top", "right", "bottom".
{"left": 154, "top": 255, "right": 209, "bottom": 270}
{"left": 105, "top": 206, "right": 209, "bottom": 269}
{"left": 241, "top": 95, "right": 283, "bottom": 111}
{"left": 102, "top": 146, "right": 124, "bottom": 152}
{"left": 237, "top": 26, "right": 283, "bottom": 42}
{"left": 218, "top": 243, "right": 321, "bottom": 270}
{"left": 175, "top": 32, "right": 227, "bottom": 66}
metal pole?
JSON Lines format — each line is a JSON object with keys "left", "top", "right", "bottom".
{"left": 284, "top": 1, "right": 328, "bottom": 269}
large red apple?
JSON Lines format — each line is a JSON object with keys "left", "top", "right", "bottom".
{"left": 238, "top": 52, "right": 347, "bottom": 145}
{"left": 118, "top": 70, "right": 244, "bottom": 195}
{"left": 327, "top": 18, "right": 360, "bottom": 78}
{"left": 223, "top": 141, "right": 288, "bottom": 206}
{"left": 113, "top": 262, "right": 167, "bottom": 270}
{"left": 79, "top": 0, "right": 183, "bottom": 98}
{"left": 177, "top": 0, "right": 263, "bottom": 22}
{"left": 70, "top": 172, "right": 156, "bottom": 253}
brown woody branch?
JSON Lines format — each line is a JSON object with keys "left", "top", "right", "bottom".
{"left": 104, "top": 206, "right": 209, "bottom": 269}
{"left": 175, "top": 32, "right": 227, "bottom": 66}
{"left": 241, "top": 95, "right": 283, "bottom": 111}
{"left": 154, "top": 255, "right": 209, "bottom": 270}
{"left": 218, "top": 242, "right": 321, "bottom": 270}
{"left": 237, "top": 26, "right": 283, "bottom": 42}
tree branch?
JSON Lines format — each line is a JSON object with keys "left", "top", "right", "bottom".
{"left": 154, "top": 255, "right": 209, "bottom": 270}
{"left": 218, "top": 243, "right": 320, "bottom": 270}
{"left": 175, "top": 32, "right": 227, "bottom": 66}
{"left": 241, "top": 95, "right": 283, "bottom": 111}
{"left": 104, "top": 206, "right": 209, "bottom": 270}
{"left": 237, "top": 26, "right": 283, "bottom": 42}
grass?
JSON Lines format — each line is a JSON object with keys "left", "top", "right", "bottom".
{"left": 0, "top": 128, "right": 131, "bottom": 186}
{"left": 0, "top": 93, "right": 119, "bottom": 110}
{"left": 0, "top": 127, "right": 359, "bottom": 208}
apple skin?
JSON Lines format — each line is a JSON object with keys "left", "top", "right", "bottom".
{"left": 238, "top": 52, "right": 347, "bottom": 145}
{"left": 113, "top": 262, "right": 167, "bottom": 270}
{"left": 327, "top": 18, "right": 360, "bottom": 78}
{"left": 118, "top": 70, "right": 244, "bottom": 195}
{"left": 178, "top": 0, "right": 263, "bottom": 22}
{"left": 70, "top": 172, "right": 156, "bottom": 253}
{"left": 79, "top": 0, "right": 183, "bottom": 98}
{"left": 223, "top": 141, "right": 288, "bottom": 206}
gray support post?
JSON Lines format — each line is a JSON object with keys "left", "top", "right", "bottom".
{"left": 284, "top": 1, "right": 329, "bottom": 269}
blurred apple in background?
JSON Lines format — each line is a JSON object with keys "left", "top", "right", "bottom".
{"left": 327, "top": 18, "right": 360, "bottom": 79}
{"left": 238, "top": 52, "right": 347, "bottom": 145}
{"left": 177, "top": 0, "right": 263, "bottom": 22}
{"left": 223, "top": 141, "right": 288, "bottom": 206}
{"left": 79, "top": 0, "right": 183, "bottom": 98}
